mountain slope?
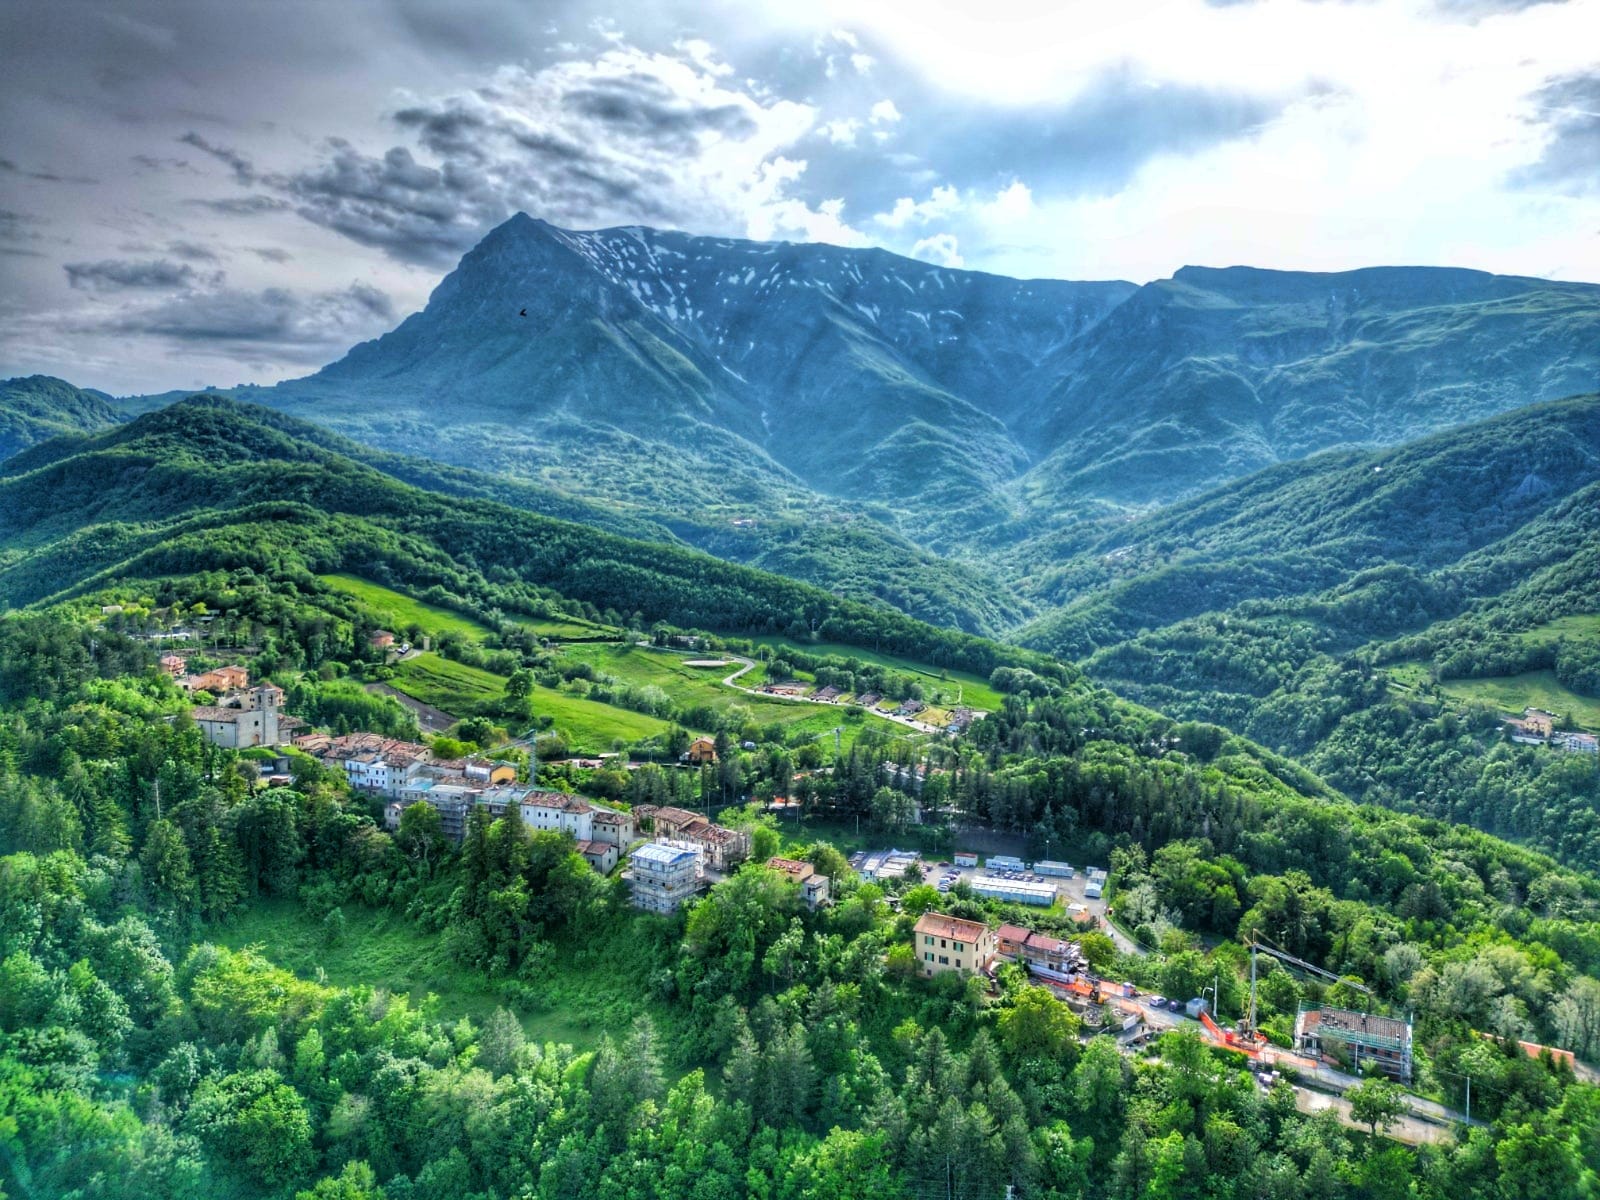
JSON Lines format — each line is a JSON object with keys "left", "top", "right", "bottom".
{"left": 262, "top": 215, "right": 1135, "bottom": 518}
{"left": 0, "top": 375, "right": 124, "bottom": 461}
{"left": 1013, "top": 265, "right": 1600, "bottom": 506}
{"left": 0, "top": 397, "right": 1043, "bottom": 677}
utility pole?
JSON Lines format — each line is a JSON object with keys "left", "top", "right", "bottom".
{"left": 1465, "top": 1075, "right": 1471, "bottom": 1125}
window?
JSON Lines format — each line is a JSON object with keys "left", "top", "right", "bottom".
{"left": 925, "top": 952, "right": 933, "bottom": 962}
{"left": 940, "top": 938, "right": 947, "bottom": 948}
{"left": 954, "top": 942, "right": 964, "bottom": 951}
{"left": 939, "top": 955, "right": 949, "bottom": 965}
{"left": 924, "top": 935, "right": 933, "bottom": 946}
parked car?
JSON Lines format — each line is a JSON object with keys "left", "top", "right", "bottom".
{"left": 1166, "top": 999, "right": 1185, "bottom": 1013}
{"left": 1147, "top": 995, "right": 1167, "bottom": 1008}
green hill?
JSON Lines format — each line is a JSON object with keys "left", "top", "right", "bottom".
{"left": 0, "top": 374, "right": 124, "bottom": 461}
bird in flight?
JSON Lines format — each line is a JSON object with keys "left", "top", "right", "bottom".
{"left": 519, "top": 308, "right": 527, "bottom": 317}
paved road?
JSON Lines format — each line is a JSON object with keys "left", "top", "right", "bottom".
{"left": 708, "top": 653, "right": 949, "bottom": 733}
{"left": 1293, "top": 1086, "right": 1456, "bottom": 1145}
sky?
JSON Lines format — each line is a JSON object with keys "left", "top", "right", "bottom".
{"left": 2, "top": 0, "right": 1597, "bottom": 394}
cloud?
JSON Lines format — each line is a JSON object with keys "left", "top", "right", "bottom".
{"left": 167, "top": 240, "right": 221, "bottom": 262}
{"left": 88, "top": 281, "right": 396, "bottom": 364}
{"left": 870, "top": 99, "right": 902, "bottom": 124}
{"left": 820, "top": 118, "right": 861, "bottom": 146}
{"left": 1511, "top": 71, "right": 1600, "bottom": 193}
{"left": 275, "top": 47, "right": 846, "bottom": 264}
{"left": 63, "top": 258, "right": 206, "bottom": 292}
{"left": 909, "top": 232, "right": 963, "bottom": 267}
{"left": 874, "top": 185, "right": 961, "bottom": 228}
{"left": 250, "top": 246, "right": 294, "bottom": 263}
{"left": 178, "top": 131, "right": 259, "bottom": 184}
{"left": 188, "top": 195, "right": 292, "bottom": 216}
{"left": 0, "top": 157, "right": 97, "bottom": 184}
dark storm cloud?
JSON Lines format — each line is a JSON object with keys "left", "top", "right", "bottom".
{"left": 279, "top": 51, "right": 801, "bottom": 266}
{"left": 90, "top": 281, "right": 396, "bottom": 363}
{"left": 64, "top": 258, "right": 203, "bottom": 291}
{"left": 1512, "top": 72, "right": 1600, "bottom": 193}
{"left": 561, "top": 77, "right": 759, "bottom": 149}
{"left": 250, "top": 246, "right": 294, "bottom": 263}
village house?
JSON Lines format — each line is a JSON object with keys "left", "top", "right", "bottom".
{"left": 369, "top": 630, "right": 396, "bottom": 650}
{"left": 518, "top": 791, "right": 634, "bottom": 847}
{"left": 178, "top": 664, "right": 249, "bottom": 694}
{"left": 1295, "top": 1007, "right": 1414, "bottom": 1082}
{"left": 1020, "top": 931, "right": 1086, "bottom": 976}
{"left": 294, "top": 732, "right": 433, "bottom": 796}
{"left": 464, "top": 757, "right": 517, "bottom": 785}
{"left": 635, "top": 804, "right": 750, "bottom": 869}
{"left": 575, "top": 840, "right": 620, "bottom": 874}
{"left": 158, "top": 654, "right": 187, "bottom": 676}
{"left": 191, "top": 684, "right": 287, "bottom": 749}
{"left": 765, "top": 857, "right": 831, "bottom": 909}
{"left": 626, "top": 841, "right": 705, "bottom": 913}
{"left": 684, "top": 737, "right": 719, "bottom": 765}
{"left": 913, "top": 911, "right": 995, "bottom": 978}
{"left": 996, "top": 923, "right": 1031, "bottom": 959}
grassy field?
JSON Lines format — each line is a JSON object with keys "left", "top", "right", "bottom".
{"left": 321, "top": 574, "right": 620, "bottom": 643}
{"left": 751, "top": 636, "right": 1006, "bottom": 711}
{"left": 558, "top": 642, "right": 880, "bottom": 749}
{"left": 392, "top": 652, "right": 508, "bottom": 711}
{"left": 320, "top": 574, "right": 493, "bottom": 639}
{"left": 391, "top": 651, "right": 672, "bottom": 751}
{"left": 1436, "top": 669, "right": 1600, "bottom": 730}
{"left": 211, "top": 899, "right": 667, "bottom": 1051}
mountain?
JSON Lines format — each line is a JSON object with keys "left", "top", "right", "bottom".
{"left": 1012, "top": 265, "right": 1600, "bottom": 506}
{"left": 246, "top": 215, "right": 1133, "bottom": 524}
{"left": 0, "top": 375, "right": 123, "bottom": 461}
{"left": 138, "top": 217, "right": 1599, "bottom": 534}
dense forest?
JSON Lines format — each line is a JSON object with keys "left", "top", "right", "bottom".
{"left": 3, "top": 557, "right": 1600, "bottom": 1197}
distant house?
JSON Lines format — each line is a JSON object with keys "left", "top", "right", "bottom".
{"left": 913, "top": 912, "right": 995, "bottom": 978}
{"left": 294, "top": 732, "right": 433, "bottom": 796}
{"left": 464, "top": 758, "right": 517, "bottom": 785}
{"left": 812, "top": 685, "right": 842, "bottom": 703}
{"left": 766, "top": 856, "right": 831, "bottom": 909}
{"left": 685, "top": 737, "right": 719, "bottom": 765}
{"left": 575, "top": 839, "right": 620, "bottom": 875}
{"left": 178, "top": 664, "right": 249, "bottom": 694}
{"left": 626, "top": 842, "right": 705, "bottom": 913}
{"left": 1556, "top": 732, "right": 1599, "bottom": 755}
{"left": 1522, "top": 708, "right": 1558, "bottom": 736}
{"left": 158, "top": 654, "right": 187, "bottom": 676}
{"left": 637, "top": 804, "right": 750, "bottom": 869}
{"left": 192, "top": 685, "right": 286, "bottom": 749}
{"left": 369, "top": 630, "right": 396, "bottom": 650}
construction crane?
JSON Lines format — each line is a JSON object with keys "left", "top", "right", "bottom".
{"left": 1245, "top": 932, "right": 1373, "bottom": 1039}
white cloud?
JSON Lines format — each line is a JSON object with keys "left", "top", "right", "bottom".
{"left": 870, "top": 98, "right": 902, "bottom": 124}
{"left": 910, "top": 232, "right": 963, "bottom": 267}
{"left": 874, "top": 184, "right": 962, "bottom": 228}
{"left": 821, "top": 118, "right": 862, "bottom": 146}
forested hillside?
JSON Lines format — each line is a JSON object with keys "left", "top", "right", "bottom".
{"left": 1014, "top": 397, "right": 1600, "bottom": 873}
{"left": 4, "top": 555, "right": 1600, "bottom": 1198}
{"left": 0, "top": 374, "right": 124, "bottom": 461}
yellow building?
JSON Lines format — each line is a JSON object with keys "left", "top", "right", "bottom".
{"left": 913, "top": 912, "right": 995, "bottom": 978}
